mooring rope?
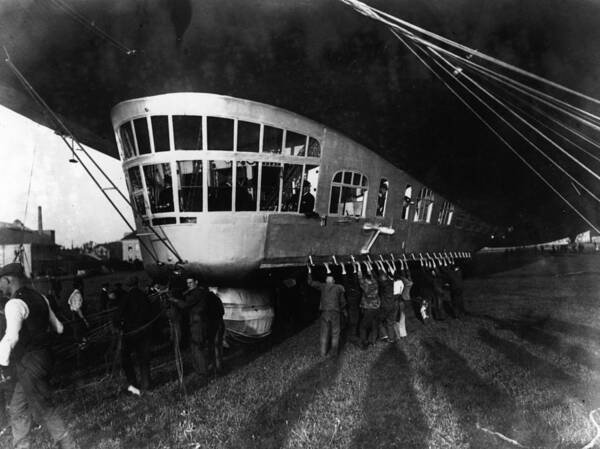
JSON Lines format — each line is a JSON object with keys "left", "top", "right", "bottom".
{"left": 582, "top": 408, "right": 600, "bottom": 449}
{"left": 476, "top": 423, "right": 528, "bottom": 448}
{"left": 475, "top": 407, "right": 600, "bottom": 449}
{"left": 394, "top": 33, "right": 600, "bottom": 235}
{"left": 339, "top": 0, "right": 600, "bottom": 108}
{"left": 169, "top": 318, "right": 187, "bottom": 396}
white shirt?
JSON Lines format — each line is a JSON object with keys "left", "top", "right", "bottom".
{"left": 0, "top": 296, "right": 64, "bottom": 366}
{"left": 68, "top": 289, "right": 83, "bottom": 312}
{"left": 393, "top": 279, "right": 405, "bottom": 296}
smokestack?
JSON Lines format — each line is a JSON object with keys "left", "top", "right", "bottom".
{"left": 38, "top": 206, "right": 43, "bottom": 234}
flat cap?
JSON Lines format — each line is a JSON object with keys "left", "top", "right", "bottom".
{"left": 0, "top": 263, "right": 25, "bottom": 278}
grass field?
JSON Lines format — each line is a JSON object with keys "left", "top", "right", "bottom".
{"left": 2, "top": 254, "right": 600, "bottom": 448}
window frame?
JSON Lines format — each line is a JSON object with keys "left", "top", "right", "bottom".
{"left": 118, "top": 115, "right": 323, "bottom": 220}
{"left": 437, "top": 200, "right": 454, "bottom": 226}
{"left": 414, "top": 187, "right": 435, "bottom": 223}
{"left": 328, "top": 170, "right": 369, "bottom": 218}
{"left": 376, "top": 178, "right": 389, "bottom": 218}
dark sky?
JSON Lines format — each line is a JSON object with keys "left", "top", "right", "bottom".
{"left": 1, "top": 0, "right": 599, "bottom": 242}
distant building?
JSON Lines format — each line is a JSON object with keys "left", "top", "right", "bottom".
{"left": 92, "top": 244, "right": 110, "bottom": 260}
{"left": 105, "top": 232, "right": 142, "bottom": 262}
{"left": 0, "top": 207, "right": 59, "bottom": 276}
{"left": 122, "top": 232, "right": 142, "bottom": 262}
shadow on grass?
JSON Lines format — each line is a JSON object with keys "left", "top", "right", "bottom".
{"left": 482, "top": 315, "right": 600, "bottom": 372}
{"left": 74, "top": 391, "right": 174, "bottom": 449}
{"left": 351, "top": 345, "right": 429, "bottom": 449}
{"left": 233, "top": 355, "right": 342, "bottom": 449}
{"left": 539, "top": 317, "right": 600, "bottom": 343}
{"left": 422, "top": 339, "right": 557, "bottom": 448}
{"left": 478, "top": 328, "right": 600, "bottom": 422}
{"left": 478, "top": 329, "right": 574, "bottom": 383}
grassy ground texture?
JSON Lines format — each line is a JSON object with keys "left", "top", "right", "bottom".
{"left": 2, "top": 254, "right": 600, "bottom": 448}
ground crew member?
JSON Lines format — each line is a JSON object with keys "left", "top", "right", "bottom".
{"left": 377, "top": 270, "right": 397, "bottom": 342}
{"left": 0, "top": 263, "right": 77, "bottom": 449}
{"left": 356, "top": 263, "right": 380, "bottom": 349}
{"left": 169, "top": 275, "right": 211, "bottom": 383}
{"left": 99, "top": 283, "right": 110, "bottom": 310}
{"left": 115, "top": 276, "right": 152, "bottom": 395}
{"left": 396, "top": 265, "right": 413, "bottom": 337}
{"left": 421, "top": 267, "right": 446, "bottom": 321}
{"left": 205, "top": 289, "right": 225, "bottom": 374}
{"left": 440, "top": 263, "right": 467, "bottom": 317}
{"left": 341, "top": 268, "right": 362, "bottom": 342}
{"left": 67, "top": 277, "right": 89, "bottom": 350}
{"left": 307, "top": 266, "right": 346, "bottom": 357}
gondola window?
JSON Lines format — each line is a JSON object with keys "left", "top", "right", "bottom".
{"left": 119, "top": 122, "right": 136, "bottom": 158}
{"left": 133, "top": 117, "right": 151, "bottom": 154}
{"left": 438, "top": 201, "right": 454, "bottom": 226}
{"left": 143, "top": 163, "right": 174, "bottom": 213}
{"left": 281, "top": 164, "right": 305, "bottom": 212}
{"left": 237, "top": 121, "right": 260, "bottom": 152}
{"left": 376, "top": 178, "right": 389, "bottom": 217}
{"left": 283, "top": 131, "right": 307, "bottom": 156}
{"left": 308, "top": 137, "right": 321, "bottom": 157}
{"left": 263, "top": 126, "right": 283, "bottom": 154}
{"left": 127, "top": 166, "right": 146, "bottom": 215}
{"left": 151, "top": 116, "right": 170, "bottom": 152}
{"left": 173, "top": 116, "right": 203, "bottom": 151}
{"left": 177, "top": 160, "right": 203, "bottom": 212}
{"left": 329, "top": 170, "right": 368, "bottom": 217}
{"left": 235, "top": 161, "right": 258, "bottom": 211}
{"left": 260, "top": 162, "right": 282, "bottom": 211}
{"left": 414, "top": 187, "right": 434, "bottom": 223}
{"left": 207, "top": 117, "right": 234, "bottom": 151}
{"left": 208, "top": 160, "right": 233, "bottom": 211}
{"left": 402, "top": 184, "right": 412, "bottom": 220}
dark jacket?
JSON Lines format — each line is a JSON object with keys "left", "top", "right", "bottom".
{"left": 440, "top": 266, "right": 464, "bottom": 292}
{"left": 342, "top": 274, "right": 362, "bottom": 307}
{"left": 377, "top": 277, "right": 396, "bottom": 309}
{"left": 399, "top": 276, "right": 413, "bottom": 301}
{"left": 358, "top": 275, "right": 380, "bottom": 310}
{"left": 12, "top": 287, "right": 51, "bottom": 361}
{"left": 116, "top": 287, "right": 152, "bottom": 334}
{"left": 308, "top": 276, "right": 346, "bottom": 312}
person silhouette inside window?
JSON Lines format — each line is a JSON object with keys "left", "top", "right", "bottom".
{"left": 300, "top": 181, "right": 319, "bottom": 218}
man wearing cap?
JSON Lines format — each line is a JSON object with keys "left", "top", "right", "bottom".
{"left": 115, "top": 275, "right": 153, "bottom": 395}
{"left": 300, "top": 181, "right": 320, "bottom": 218}
{"left": 307, "top": 266, "right": 346, "bottom": 357}
{"left": 0, "top": 263, "right": 77, "bottom": 449}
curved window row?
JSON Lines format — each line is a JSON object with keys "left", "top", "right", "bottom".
{"left": 118, "top": 116, "right": 321, "bottom": 159}
{"left": 126, "top": 161, "right": 320, "bottom": 218}
{"left": 329, "top": 170, "right": 368, "bottom": 217}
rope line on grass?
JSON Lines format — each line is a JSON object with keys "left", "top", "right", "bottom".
{"left": 476, "top": 423, "right": 528, "bottom": 447}
{"left": 582, "top": 408, "right": 600, "bottom": 449}
{"left": 169, "top": 319, "right": 187, "bottom": 396}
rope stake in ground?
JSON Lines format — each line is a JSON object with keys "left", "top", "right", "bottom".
{"left": 582, "top": 408, "right": 600, "bottom": 449}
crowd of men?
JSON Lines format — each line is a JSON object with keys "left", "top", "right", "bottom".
{"left": 0, "top": 257, "right": 464, "bottom": 448}
{"left": 307, "top": 259, "right": 466, "bottom": 356}
{"left": 0, "top": 263, "right": 225, "bottom": 449}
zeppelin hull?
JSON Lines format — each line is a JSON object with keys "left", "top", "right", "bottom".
{"left": 141, "top": 213, "right": 485, "bottom": 284}
{"left": 112, "top": 93, "right": 490, "bottom": 284}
